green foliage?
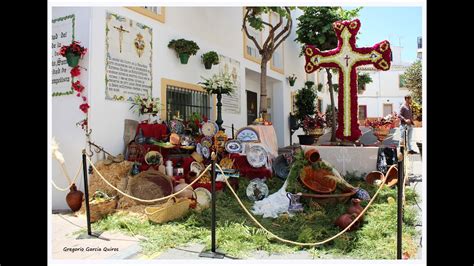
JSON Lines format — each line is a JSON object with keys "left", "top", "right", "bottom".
{"left": 295, "top": 81, "right": 318, "bottom": 121}
{"left": 245, "top": 7, "right": 295, "bottom": 31}
{"left": 404, "top": 60, "right": 422, "bottom": 104}
{"left": 86, "top": 172, "right": 420, "bottom": 259}
{"left": 295, "top": 7, "right": 362, "bottom": 54}
{"left": 168, "top": 38, "right": 200, "bottom": 56}
{"left": 201, "top": 51, "right": 220, "bottom": 65}
{"left": 325, "top": 104, "right": 338, "bottom": 128}
{"left": 317, "top": 83, "right": 323, "bottom": 92}
{"left": 357, "top": 73, "right": 373, "bottom": 91}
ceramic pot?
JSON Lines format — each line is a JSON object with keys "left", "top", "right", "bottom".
{"left": 305, "top": 148, "right": 321, "bottom": 163}
{"left": 66, "top": 183, "right": 84, "bottom": 212}
{"left": 174, "top": 179, "right": 194, "bottom": 199}
{"left": 385, "top": 165, "right": 398, "bottom": 187}
{"left": 179, "top": 53, "right": 190, "bottom": 64}
{"left": 334, "top": 213, "right": 360, "bottom": 231}
{"left": 365, "top": 171, "right": 384, "bottom": 185}
{"left": 66, "top": 52, "right": 80, "bottom": 67}
{"left": 347, "top": 198, "right": 364, "bottom": 220}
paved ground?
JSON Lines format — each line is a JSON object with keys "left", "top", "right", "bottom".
{"left": 51, "top": 128, "right": 424, "bottom": 260}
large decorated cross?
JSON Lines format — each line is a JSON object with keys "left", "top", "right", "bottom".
{"left": 304, "top": 19, "right": 392, "bottom": 141}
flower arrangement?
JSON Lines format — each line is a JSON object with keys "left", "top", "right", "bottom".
{"left": 185, "top": 112, "right": 208, "bottom": 136}
{"left": 365, "top": 115, "right": 396, "bottom": 129}
{"left": 199, "top": 72, "right": 235, "bottom": 95}
{"left": 59, "top": 41, "right": 87, "bottom": 57}
{"left": 130, "top": 95, "right": 160, "bottom": 116}
{"left": 302, "top": 113, "right": 326, "bottom": 132}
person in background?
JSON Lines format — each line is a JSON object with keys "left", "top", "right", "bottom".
{"left": 399, "top": 95, "right": 418, "bottom": 154}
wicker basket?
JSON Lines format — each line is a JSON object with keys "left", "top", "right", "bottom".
{"left": 89, "top": 198, "right": 117, "bottom": 223}
{"left": 144, "top": 197, "right": 191, "bottom": 224}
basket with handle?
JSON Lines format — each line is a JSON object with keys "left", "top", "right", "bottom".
{"left": 144, "top": 196, "right": 191, "bottom": 224}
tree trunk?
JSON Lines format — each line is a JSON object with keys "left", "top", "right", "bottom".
{"left": 259, "top": 57, "right": 269, "bottom": 119}
{"left": 326, "top": 68, "right": 337, "bottom": 142}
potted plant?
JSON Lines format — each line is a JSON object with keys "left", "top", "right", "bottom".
{"left": 294, "top": 81, "right": 318, "bottom": 145}
{"left": 288, "top": 74, "right": 297, "bottom": 87}
{"left": 59, "top": 41, "right": 87, "bottom": 67}
{"left": 168, "top": 39, "right": 200, "bottom": 64}
{"left": 129, "top": 94, "right": 161, "bottom": 123}
{"left": 201, "top": 51, "right": 219, "bottom": 70}
{"left": 199, "top": 72, "right": 235, "bottom": 131}
{"left": 365, "top": 115, "right": 396, "bottom": 143}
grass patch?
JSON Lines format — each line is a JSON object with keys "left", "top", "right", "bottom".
{"left": 83, "top": 176, "right": 420, "bottom": 259}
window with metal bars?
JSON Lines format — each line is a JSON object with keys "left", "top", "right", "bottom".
{"left": 166, "top": 85, "right": 211, "bottom": 121}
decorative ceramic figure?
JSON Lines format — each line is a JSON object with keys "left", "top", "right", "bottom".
{"left": 287, "top": 192, "right": 304, "bottom": 213}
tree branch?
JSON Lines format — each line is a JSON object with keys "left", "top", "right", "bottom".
{"left": 242, "top": 8, "right": 263, "bottom": 53}
{"left": 272, "top": 10, "right": 292, "bottom": 54}
{"left": 264, "top": 10, "right": 285, "bottom": 54}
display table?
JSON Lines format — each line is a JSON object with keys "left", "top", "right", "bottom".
{"left": 249, "top": 125, "right": 278, "bottom": 159}
{"left": 136, "top": 122, "right": 168, "bottom": 140}
{"left": 301, "top": 145, "right": 379, "bottom": 175}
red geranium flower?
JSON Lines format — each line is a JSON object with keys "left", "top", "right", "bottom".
{"left": 70, "top": 66, "right": 81, "bottom": 77}
{"left": 79, "top": 103, "right": 90, "bottom": 113}
{"left": 72, "top": 80, "right": 85, "bottom": 93}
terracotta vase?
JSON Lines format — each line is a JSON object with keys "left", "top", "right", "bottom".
{"left": 66, "top": 183, "right": 84, "bottom": 212}
{"left": 334, "top": 213, "right": 360, "bottom": 231}
{"left": 174, "top": 179, "right": 194, "bottom": 199}
{"left": 347, "top": 198, "right": 364, "bottom": 220}
{"left": 385, "top": 165, "right": 398, "bottom": 187}
{"left": 305, "top": 148, "right": 321, "bottom": 163}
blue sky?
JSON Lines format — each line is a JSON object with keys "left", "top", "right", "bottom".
{"left": 345, "top": 7, "right": 422, "bottom": 63}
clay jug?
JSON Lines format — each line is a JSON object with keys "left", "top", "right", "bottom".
{"left": 305, "top": 148, "right": 321, "bottom": 163}
{"left": 174, "top": 179, "right": 194, "bottom": 199}
{"left": 347, "top": 198, "right": 364, "bottom": 220}
{"left": 66, "top": 183, "right": 84, "bottom": 212}
{"left": 335, "top": 213, "right": 360, "bottom": 231}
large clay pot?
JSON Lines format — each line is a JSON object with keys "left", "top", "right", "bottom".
{"left": 347, "top": 198, "right": 364, "bottom": 220}
{"left": 365, "top": 171, "right": 384, "bottom": 186}
{"left": 305, "top": 148, "right": 321, "bottom": 163}
{"left": 385, "top": 165, "right": 398, "bottom": 187}
{"left": 174, "top": 179, "right": 194, "bottom": 199}
{"left": 66, "top": 183, "right": 84, "bottom": 212}
{"left": 335, "top": 213, "right": 360, "bottom": 231}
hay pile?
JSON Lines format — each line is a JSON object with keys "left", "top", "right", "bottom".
{"left": 88, "top": 160, "right": 133, "bottom": 197}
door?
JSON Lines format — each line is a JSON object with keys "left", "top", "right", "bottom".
{"left": 383, "top": 103, "right": 393, "bottom": 117}
{"left": 247, "top": 90, "right": 258, "bottom": 125}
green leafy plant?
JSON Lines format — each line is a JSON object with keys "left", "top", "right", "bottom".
{"left": 168, "top": 38, "right": 200, "bottom": 56}
{"left": 295, "top": 81, "right": 318, "bottom": 122}
{"left": 201, "top": 51, "right": 219, "bottom": 66}
{"left": 404, "top": 60, "right": 422, "bottom": 105}
{"left": 357, "top": 73, "right": 373, "bottom": 93}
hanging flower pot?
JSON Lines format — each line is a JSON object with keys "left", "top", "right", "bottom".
{"left": 66, "top": 52, "right": 81, "bottom": 68}
{"left": 179, "top": 53, "right": 190, "bottom": 64}
{"left": 297, "top": 134, "right": 314, "bottom": 145}
{"left": 289, "top": 79, "right": 296, "bottom": 87}
{"left": 204, "top": 61, "right": 213, "bottom": 69}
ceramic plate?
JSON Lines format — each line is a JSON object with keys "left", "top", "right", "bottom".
{"left": 246, "top": 145, "right": 268, "bottom": 168}
{"left": 169, "top": 120, "right": 185, "bottom": 134}
{"left": 246, "top": 179, "right": 269, "bottom": 201}
{"left": 201, "top": 146, "right": 210, "bottom": 159}
{"left": 169, "top": 133, "right": 181, "bottom": 145}
{"left": 272, "top": 155, "right": 290, "bottom": 180}
{"left": 225, "top": 140, "right": 242, "bottom": 153}
{"left": 201, "top": 137, "right": 213, "bottom": 148}
{"left": 190, "top": 161, "right": 205, "bottom": 175}
{"left": 236, "top": 127, "right": 260, "bottom": 142}
{"left": 201, "top": 121, "right": 218, "bottom": 137}
{"left": 194, "top": 187, "right": 212, "bottom": 210}
{"left": 196, "top": 143, "right": 203, "bottom": 155}
{"left": 144, "top": 151, "right": 163, "bottom": 165}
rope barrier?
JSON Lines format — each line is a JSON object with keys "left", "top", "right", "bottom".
{"left": 86, "top": 156, "right": 211, "bottom": 203}
{"left": 51, "top": 160, "right": 83, "bottom": 191}
{"left": 215, "top": 163, "right": 387, "bottom": 246}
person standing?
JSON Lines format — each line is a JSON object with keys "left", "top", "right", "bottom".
{"left": 399, "top": 95, "right": 418, "bottom": 154}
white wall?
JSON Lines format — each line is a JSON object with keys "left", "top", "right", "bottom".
{"left": 52, "top": 7, "right": 91, "bottom": 210}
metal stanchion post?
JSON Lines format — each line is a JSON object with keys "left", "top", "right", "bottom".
{"left": 199, "top": 152, "right": 225, "bottom": 258}
{"left": 77, "top": 149, "right": 106, "bottom": 240}
{"left": 232, "top": 124, "right": 234, "bottom": 139}
{"left": 397, "top": 137, "right": 405, "bottom": 259}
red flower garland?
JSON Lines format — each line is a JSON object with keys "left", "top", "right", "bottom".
{"left": 304, "top": 19, "right": 392, "bottom": 142}
{"left": 70, "top": 66, "right": 81, "bottom": 77}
